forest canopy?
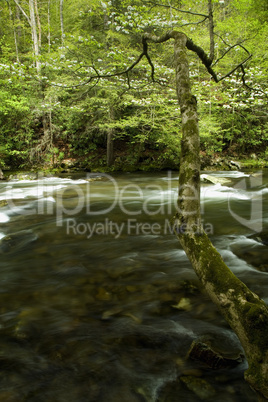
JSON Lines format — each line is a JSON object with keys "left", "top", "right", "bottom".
{"left": 0, "top": 0, "right": 267, "bottom": 171}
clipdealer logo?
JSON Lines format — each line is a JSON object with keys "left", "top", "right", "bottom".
{"left": 65, "top": 217, "right": 214, "bottom": 239}
{"left": 3, "top": 171, "right": 264, "bottom": 237}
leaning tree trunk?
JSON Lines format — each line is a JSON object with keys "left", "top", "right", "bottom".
{"left": 172, "top": 31, "right": 268, "bottom": 401}
{"left": 144, "top": 31, "right": 268, "bottom": 400}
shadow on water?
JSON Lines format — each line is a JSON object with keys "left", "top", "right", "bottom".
{"left": 0, "top": 170, "right": 267, "bottom": 401}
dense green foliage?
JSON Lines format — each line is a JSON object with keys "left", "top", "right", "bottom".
{"left": 0, "top": 0, "right": 267, "bottom": 170}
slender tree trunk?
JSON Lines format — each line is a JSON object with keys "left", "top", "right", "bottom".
{"left": 16, "top": 5, "right": 22, "bottom": 40}
{"left": 34, "top": 0, "right": 41, "bottom": 48}
{"left": 60, "top": 0, "right": 64, "bottom": 46}
{"left": 207, "top": 0, "right": 214, "bottom": 64}
{"left": 47, "top": 0, "right": 51, "bottom": 51}
{"left": 107, "top": 106, "right": 115, "bottom": 167}
{"left": 144, "top": 30, "right": 268, "bottom": 400}
{"left": 7, "top": 1, "right": 20, "bottom": 63}
{"left": 13, "top": 0, "right": 31, "bottom": 25}
{"left": 29, "top": 0, "right": 41, "bottom": 73}
{"left": 107, "top": 132, "right": 114, "bottom": 167}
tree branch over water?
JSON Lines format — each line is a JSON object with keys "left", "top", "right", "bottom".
{"left": 140, "top": 29, "right": 268, "bottom": 401}
{"left": 55, "top": 26, "right": 251, "bottom": 91}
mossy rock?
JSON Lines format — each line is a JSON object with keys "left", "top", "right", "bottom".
{"left": 187, "top": 337, "right": 244, "bottom": 369}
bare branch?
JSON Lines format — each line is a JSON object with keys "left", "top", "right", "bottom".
{"left": 240, "top": 64, "right": 252, "bottom": 91}
{"left": 146, "top": 1, "right": 208, "bottom": 18}
{"left": 142, "top": 31, "right": 218, "bottom": 82}
{"left": 126, "top": 72, "right": 131, "bottom": 89}
{"left": 177, "top": 17, "right": 208, "bottom": 27}
{"left": 185, "top": 37, "right": 218, "bottom": 81}
{"left": 240, "top": 65, "right": 267, "bottom": 97}
{"left": 217, "top": 54, "right": 252, "bottom": 82}
{"left": 52, "top": 29, "right": 252, "bottom": 94}
{"left": 143, "top": 31, "right": 253, "bottom": 88}
{"left": 50, "top": 44, "right": 149, "bottom": 89}
{"left": 12, "top": 0, "right": 31, "bottom": 26}
{"left": 207, "top": 0, "right": 214, "bottom": 64}
{"left": 213, "top": 34, "right": 251, "bottom": 67}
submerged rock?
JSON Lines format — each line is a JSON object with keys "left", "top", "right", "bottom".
{"left": 248, "top": 230, "right": 268, "bottom": 246}
{"left": 95, "top": 287, "right": 112, "bottom": 301}
{"left": 180, "top": 375, "right": 216, "bottom": 400}
{"left": 0, "top": 200, "right": 8, "bottom": 207}
{"left": 172, "top": 297, "right": 192, "bottom": 312}
{"left": 230, "top": 238, "right": 268, "bottom": 271}
{"left": 156, "top": 380, "right": 184, "bottom": 402}
{"left": 187, "top": 338, "right": 243, "bottom": 369}
{"left": 0, "top": 229, "right": 38, "bottom": 254}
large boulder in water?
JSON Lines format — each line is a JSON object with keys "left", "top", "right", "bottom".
{"left": 200, "top": 174, "right": 231, "bottom": 185}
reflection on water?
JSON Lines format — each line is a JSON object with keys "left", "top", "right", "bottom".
{"left": 0, "top": 170, "right": 267, "bottom": 401}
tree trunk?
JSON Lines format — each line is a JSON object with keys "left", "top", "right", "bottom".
{"left": 107, "top": 132, "right": 114, "bottom": 167}
{"left": 29, "top": 0, "right": 41, "bottom": 73}
{"left": 47, "top": 0, "right": 51, "bottom": 51}
{"left": 171, "top": 31, "right": 268, "bottom": 401}
{"left": 34, "top": 0, "right": 42, "bottom": 48}
{"left": 7, "top": 1, "right": 20, "bottom": 63}
{"left": 107, "top": 105, "right": 115, "bottom": 167}
{"left": 207, "top": 0, "right": 215, "bottom": 64}
{"left": 16, "top": 5, "right": 22, "bottom": 40}
{"left": 60, "top": 0, "right": 64, "bottom": 46}
{"left": 144, "top": 30, "right": 268, "bottom": 400}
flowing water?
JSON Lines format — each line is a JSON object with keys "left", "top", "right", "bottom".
{"left": 0, "top": 170, "right": 267, "bottom": 401}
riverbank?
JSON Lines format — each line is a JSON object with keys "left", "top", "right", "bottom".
{"left": 1, "top": 153, "right": 267, "bottom": 181}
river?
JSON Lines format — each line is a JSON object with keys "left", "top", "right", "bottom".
{"left": 0, "top": 170, "right": 267, "bottom": 401}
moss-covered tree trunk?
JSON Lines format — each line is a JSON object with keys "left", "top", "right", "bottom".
{"left": 173, "top": 31, "right": 268, "bottom": 401}
{"left": 144, "top": 31, "right": 268, "bottom": 400}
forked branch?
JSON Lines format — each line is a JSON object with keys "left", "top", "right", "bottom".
{"left": 142, "top": 31, "right": 251, "bottom": 85}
